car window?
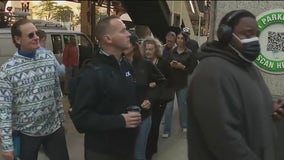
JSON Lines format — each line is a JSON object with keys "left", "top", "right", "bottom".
{"left": 63, "top": 35, "right": 77, "bottom": 47}
{"left": 51, "top": 34, "right": 63, "bottom": 54}
{"left": 77, "top": 34, "right": 92, "bottom": 47}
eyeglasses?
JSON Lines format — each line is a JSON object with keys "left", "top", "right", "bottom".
{"left": 27, "top": 31, "right": 39, "bottom": 39}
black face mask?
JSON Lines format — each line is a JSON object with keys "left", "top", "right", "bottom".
{"left": 231, "top": 34, "right": 260, "bottom": 62}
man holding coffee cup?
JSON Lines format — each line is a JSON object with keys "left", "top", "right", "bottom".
{"left": 71, "top": 16, "right": 141, "bottom": 160}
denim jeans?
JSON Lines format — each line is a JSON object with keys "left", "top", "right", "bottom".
{"left": 134, "top": 116, "right": 152, "bottom": 160}
{"left": 163, "top": 87, "right": 188, "bottom": 135}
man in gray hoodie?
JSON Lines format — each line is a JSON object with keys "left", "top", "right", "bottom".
{"left": 187, "top": 9, "right": 284, "bottom": 160}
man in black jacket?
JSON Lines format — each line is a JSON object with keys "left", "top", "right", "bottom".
{"left": 187, "top": 9, "right": 284, "bottom": 160}
{"left": 71, "top": 16, "right": 141, "bottom": 160}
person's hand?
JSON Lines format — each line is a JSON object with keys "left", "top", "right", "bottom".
{"left": 2, "top": 151, "right": 14, "bottom": 160}
{"left": 170, "top": 60, "right": 185, "bottom": 69}
{"left": 272, "top": 99, "right": 284, "bottom": 121}
{"left": 170, "top": 60, "right": 178, "bottom": 68}
{"left": 121, "top": 113, "right": 141, "bottom": 128}
{"left": 176, "top": 62, "right": 186, "bottom": 69}
{"left": 141, "top": 100, "right": 151, "bottom": 109}
{"left": 149, "top": 82, "right": 156, "bottom": 88}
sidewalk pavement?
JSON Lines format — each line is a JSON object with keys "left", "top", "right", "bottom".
{"left": 0, "top": 96, "right": 187, "bottom": 160}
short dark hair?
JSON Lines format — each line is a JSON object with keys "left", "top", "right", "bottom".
{"left": 95, "top": 15, "right": 120, "bottom": 42}
{"left": 165, "top": 31, "right": 176, "bottom": 39}
{"left": 177, "top": 31, "right": 189, "bottom": 42}
{"left": 218, "top": 10, "right": 255, "bottom": 32}
{"left": 129, "top": 32, "right": 139, "bottom": 45}
{"left": 11, "top": 18, "right": 33, "bottom": 49}
{"left": 36, "top": 29, "right": 46, "bottom": 41}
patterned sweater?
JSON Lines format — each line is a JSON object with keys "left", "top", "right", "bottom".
{"left": 0, "top": 49, "right": 64, "bottom": 151}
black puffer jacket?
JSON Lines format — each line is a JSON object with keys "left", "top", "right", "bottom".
{"left": 71, "top": 53, "right": 138, "bottom": 156}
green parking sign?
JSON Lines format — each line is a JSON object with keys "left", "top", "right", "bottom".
{"left": 255, "top": 9, "right": 284, "bottom": 74}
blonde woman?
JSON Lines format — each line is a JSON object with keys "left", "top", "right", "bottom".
{"left": 141, "top": 37, "right": 174, "bottom": 160}
{"left": 124, "top": 33, "right": 166, "bottom": 160}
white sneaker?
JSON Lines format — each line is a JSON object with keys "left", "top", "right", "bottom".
{"left": 161, "top": 133, "right": 169, "bottom": 138}
{"left": 182, "top": 128, "right": 187, "bottom": 133}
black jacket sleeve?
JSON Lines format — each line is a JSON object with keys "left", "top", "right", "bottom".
{"left": 184, "top": 53, "right": 198, "bottom": 74}
{"left": 157, "top": 58, "right": 174, "bottom": 88}
{"left": 146, "top": 62, "right": 167, "bottom": 103}
{"left": 71, "top": 67, "right": 125, "bottom": 133}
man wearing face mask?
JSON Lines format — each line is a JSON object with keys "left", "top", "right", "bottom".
{"left": 187, "top": 9, "right": 284, "bottom": 160}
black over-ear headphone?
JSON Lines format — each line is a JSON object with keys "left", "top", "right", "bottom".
{"left": 217, "top": 10, "right": 247, "bottom": 44}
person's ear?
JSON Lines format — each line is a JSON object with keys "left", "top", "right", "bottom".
{"left": 14, "top": 36, "right": 21, "bottom": 46}
{"left": 103, "top": 34, "right": 112, "bottom": 43}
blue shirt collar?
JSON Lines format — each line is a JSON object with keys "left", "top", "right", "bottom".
{"left": 18, "top": 49, "right": 36, "bottom": 58}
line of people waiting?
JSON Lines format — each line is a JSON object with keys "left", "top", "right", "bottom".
{"left": 1, "top": 10, "right": 283, "bottom": 160}
{"left": 0, "top": 16, "right": 198, "bottom": 160}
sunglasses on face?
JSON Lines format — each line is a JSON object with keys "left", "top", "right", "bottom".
{"left": 27, "top": 31, "right": 39, "bottom": 39}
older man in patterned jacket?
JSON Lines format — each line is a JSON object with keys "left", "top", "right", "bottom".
{"left": 0, "top": 19, "right": 69, "bottom": 160}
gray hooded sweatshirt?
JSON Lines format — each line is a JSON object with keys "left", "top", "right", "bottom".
{"left": 187, "top": 40, "right": 277, "bottom": 160}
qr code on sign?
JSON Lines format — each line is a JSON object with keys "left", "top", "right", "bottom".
{"left": 267, "top": 31, "right": 284, "bottom": 52}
